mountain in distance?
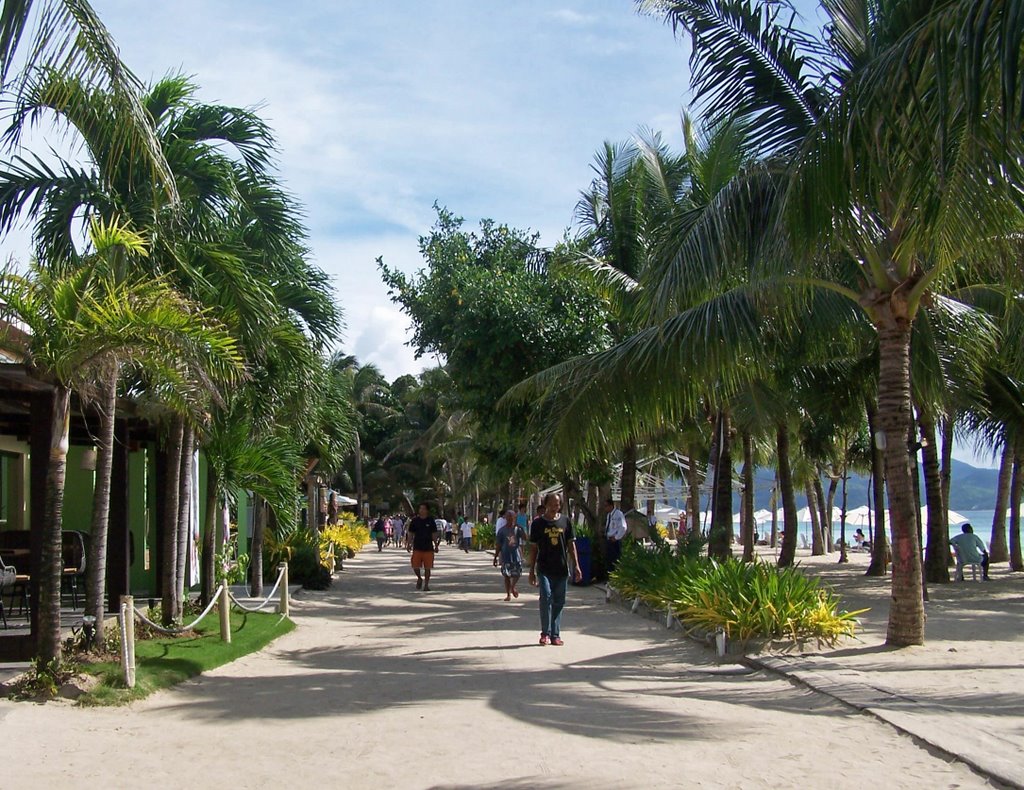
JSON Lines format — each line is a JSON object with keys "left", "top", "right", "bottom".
{"left": 740, "top": 458, "right": 1000, "bottom": 512}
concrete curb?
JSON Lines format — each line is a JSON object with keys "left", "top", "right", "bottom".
{"left": 747, "top": 655, "right": 1023, "bottom": 789}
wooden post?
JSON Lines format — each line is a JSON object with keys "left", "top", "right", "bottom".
{"left": 121, "top": 595, "right": 136, "bottom": 688}
{"left": 278, "top": 563, "right": 289, "bottom": 617}
{"left": 219, "top": 584, "right": 231, "bottom": 643}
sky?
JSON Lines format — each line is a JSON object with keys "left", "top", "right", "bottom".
{"left": 7, "top": 1, "right": 1000, "bottom": 468}
{"left": 80, "top": 0, "right": 694, "bottom": 382}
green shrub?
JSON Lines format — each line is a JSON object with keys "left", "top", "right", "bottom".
{"left": 474, "top": 521, "right": 496, "bottom": 550}
{"left": 670, "top": 559, "right": 865, "bottom": 646}
{"left": 610, "top": 544, "right": 864, "bottom": 647}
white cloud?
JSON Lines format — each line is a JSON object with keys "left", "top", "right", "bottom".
{"left": 77, "top": 2, "right": 696, "bottom": 378}
{"left": 549, "top": 9, "right": 598, "bottom": 25}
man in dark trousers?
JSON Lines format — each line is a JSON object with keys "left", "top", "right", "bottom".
{"left": 527, "top": 492, "right": 582, "bottom": 646}
{"left": 406, "top": 502, "right": 436, "bottom": 591}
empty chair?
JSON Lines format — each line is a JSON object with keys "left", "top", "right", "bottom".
{"left": 61, "top": 530, "right": 87, "bottom": 609}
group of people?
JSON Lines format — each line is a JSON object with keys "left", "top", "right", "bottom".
{"left": 370, "top": 514, "right": 406, "bottom": 551}
{"left": 398, "top": 494, "right": 593, "bottom": 645}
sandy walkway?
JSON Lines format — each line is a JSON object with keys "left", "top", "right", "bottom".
{"left": 1, "top": 545, "right": 994, "bottom": 789}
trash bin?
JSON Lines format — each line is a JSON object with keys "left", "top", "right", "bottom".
{"left": 573, "top": 537, "right": 592, "bottom": 585}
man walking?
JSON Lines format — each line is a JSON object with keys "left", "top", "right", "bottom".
{"left": 604, "top": 498, "right": 627, "bottom": 573}
{"left": 460, "top": 516, "right": 474, "bottom": 552}
{"left": 406, "top": 503, "right": 436, "bottom": 591}
{"left": 528, "top": 492, "right": 582, "bottom": 646}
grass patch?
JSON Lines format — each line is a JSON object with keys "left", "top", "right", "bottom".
{"left": 80, "top": 610, "right": 295, "bottom": 705}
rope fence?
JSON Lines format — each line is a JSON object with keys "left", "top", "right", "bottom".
{"left": 116, "top": 563, "right": 291, "bottom": 687}
{"left": 131, "top": 583, "right": 226, "bottom": 635}
{"left": 228, "top": 563, "right": 287, "bottom": 613}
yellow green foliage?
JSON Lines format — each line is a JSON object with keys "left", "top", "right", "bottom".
{"left": 320, "top": 512, "right": 370, "bottom": 562}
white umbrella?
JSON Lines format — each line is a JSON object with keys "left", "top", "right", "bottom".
{"left": 920, "top": 506, "right": 969, "bottom": 526}
{"left": 846, "top": 505, "right": 874, "bottom": 527}
{"left": 732, "top": 510, "right": 743, "bottom": 523}
{"left": 655, "top": 505, "right": 683, "bottom": 521}
{"left": 753, "top": 509, "right": 774, "bottom": 524}
{"left": 335, "top": 494, "right": 358, "bottom": 506}
{"left": 796, "top": 506, "right": 814, "bottom": 523}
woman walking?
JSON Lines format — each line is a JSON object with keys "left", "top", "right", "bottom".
{"left": 493, "top": 509, "right": 527, "bottom": 601}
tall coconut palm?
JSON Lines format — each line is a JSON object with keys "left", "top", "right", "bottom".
{"left": 635, "top": 0, "right": 1024, "bottom": 645}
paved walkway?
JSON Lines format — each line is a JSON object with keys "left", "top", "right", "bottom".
{"left": 0, "top": 547, "right": 998, "bottom": 789}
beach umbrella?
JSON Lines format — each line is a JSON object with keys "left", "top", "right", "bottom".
{"left": 753, "top": 509, "right": 773, "bottom": 524}
{"left": 920, "top": 506, "right": 969, "bottom": 526}
{"left": 655, "top": 505, "right": 682, "bottom": 521}
{"left": 732, "top": 510, "right": 743, "bottom": 523}
{"left": 846, "top": 505, "right": 874, "bottom": 527}
{"left": 796, "top": 506, "right": 814, "bottom": 523}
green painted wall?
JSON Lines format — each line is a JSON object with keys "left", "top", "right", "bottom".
{"left": 62, "top": 446, "right": 95, "bottom": 534}
{"left": 129, "top": 446, "right": 152, "bottom": 595}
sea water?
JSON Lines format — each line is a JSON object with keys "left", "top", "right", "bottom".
{"left": 784, "top": 509, "right": 1002, "bottom": 547}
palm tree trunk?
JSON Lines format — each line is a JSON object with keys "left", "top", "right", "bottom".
{"left": 1009, "top": 450, "right": 1023, "bottom": 572}
{"left": 38, "top": 386, "right": 72, "bottom": 666}
{"left": 686, "top": 439, "right": 702, "bottom": 535}
{"left": 161, "top": 418, "right": 183, "bottom": 626}
{"left": 807, "top": 481, "right": 824, "bottom": 556}
{"left": 838, "top": 461, "right": 849, "bottom": 563}
{"left": 620, "top": 441, "right": 638, "bottom": 512}
{"left": 250, "top": 495, "right": 266, "bottom": 596}
{"left": 940, "top": 415, "right": 954, "bottom": 526}
{"left": 201, "top": 464, "right": 218, "bottom": 605}
{"left": 776, "top": 423, "right": 798, "bottom": 568}
{"left": 876, "top": 320, "right": 925, "bottom": 646}
{"left": 174, "top": 426, "right": 194, "bottom": 620}
{"left": 816, "top": 477, "right": 833, "bottom": 551}
{"left": 741, "top": 431, "right": 754, "bottom": 562}
{"left": 708, "top": 411, "right": 732, "bottom": 560}
{"left": 920, "top": 412, "right": 950, "bottom": 583}
{"left": 866, "top": 403, "right": 890, "bottom": 577}
{"left": 989, "top": 444, "right": 1012, "bottom": 562}
{"left": 85, "top": 372, "right": 118, "bottom": 638}
{"left": 354, "top": 431, "right": 364, "bottom": 515}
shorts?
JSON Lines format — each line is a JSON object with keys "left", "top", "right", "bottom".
{"left": 411, "top": 550, "right": 435, "bottom": 570}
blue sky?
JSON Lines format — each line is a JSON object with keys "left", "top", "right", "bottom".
{"left": 12, "top": 1, "right": 998, "bottom": 467}
{"left": 88, "top": 0, "right": 694, "bottom": 381}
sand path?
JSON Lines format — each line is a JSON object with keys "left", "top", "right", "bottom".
{"left": 1, "top": 546, "right": 993, "bottom": 789}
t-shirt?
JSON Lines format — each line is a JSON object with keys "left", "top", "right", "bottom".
{"left": 515, "top": 513, "right": 529, "bottom": 529}
{"left": 408, "top": 516, "right": 436, "bottom": 552}
{"left": 460, "top": 521, "right": 474, "bottom": 538}
{"left": 530, "top": 516, "right": 574, "bottom": 578}
{"left": 495, "top": 516, "right": 508, "bottom": 532}
{"left": 950, "top": 532, "right": 987, "bottom": 564}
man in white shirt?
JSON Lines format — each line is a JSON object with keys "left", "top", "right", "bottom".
{"left": 460, "top": 517, "right": 474, "bottom": 552}
{"left": 604, "top": 498, "right": 627, "bottom": 573}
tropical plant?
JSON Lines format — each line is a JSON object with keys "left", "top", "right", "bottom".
{"left": 0, "top": 250, "right": 238, "bottom": 665}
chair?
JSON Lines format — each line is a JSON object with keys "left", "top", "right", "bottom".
{"left": 0, "top": 553, "right": 30, "bottom": 620}
{"left": 956, "top": 562, "right": 981, "bottom": 581}
{"left": 0, "top": 558, "right": 13, "bottom": 628}
{"left": 61, "top": 531, "right": 87, "bottom": 609}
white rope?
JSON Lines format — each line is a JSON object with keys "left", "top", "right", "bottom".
{"left": 227, "top": 566, "right": 286, "bottom": 613}
{"left": 132, "top": 583, "right": 225, "bottom": 635}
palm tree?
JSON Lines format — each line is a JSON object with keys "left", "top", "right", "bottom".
{"left": 0, "top": 0, "right": 174, "bottom": 196}
{"left": 635, "top": 0, "right": 1024, "bottom": 645}
{"left": 0, "top": 242, "right": 238, "bottom": 664}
